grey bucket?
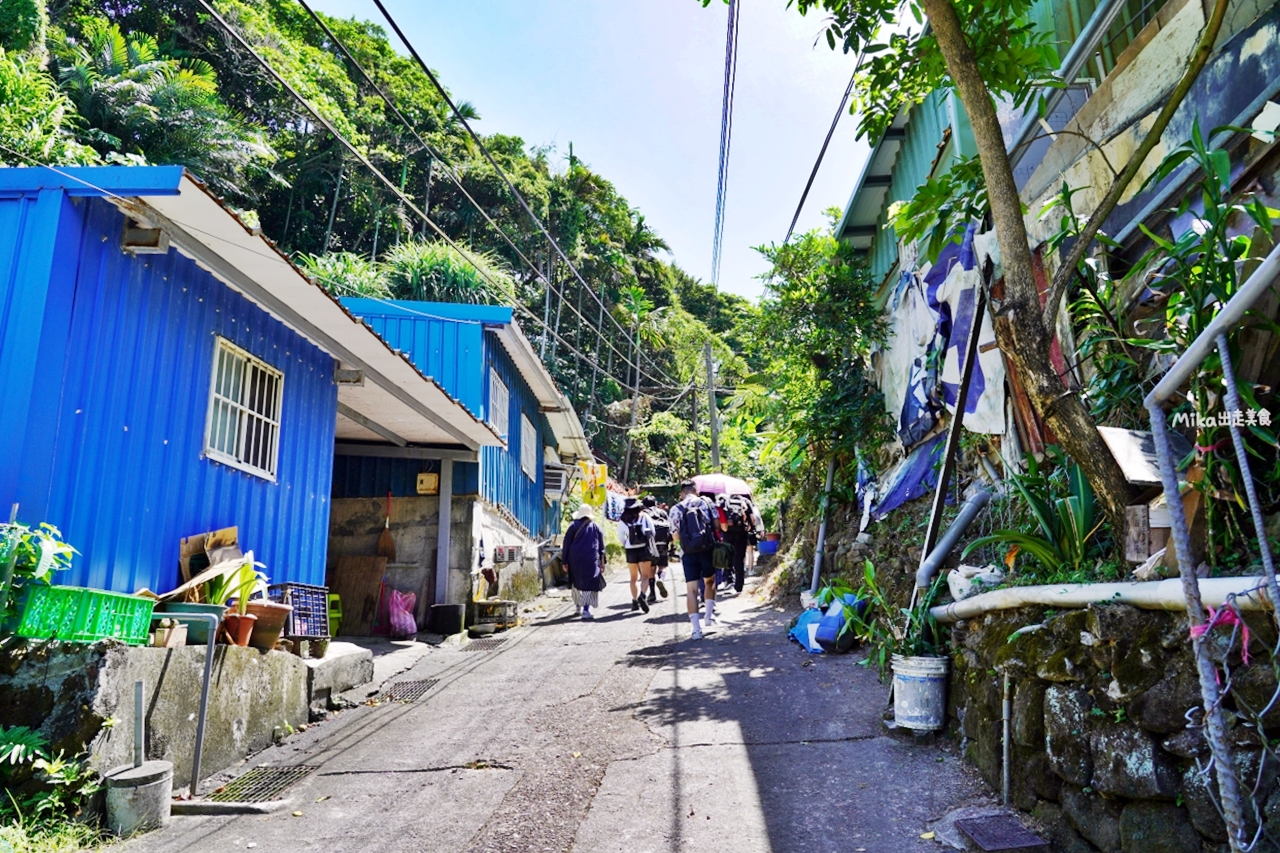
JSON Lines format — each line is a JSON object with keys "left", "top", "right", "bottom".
{"left": 891, "top": 654, "right": 949, "bottom": 731}
{"left": 104, "top": 760, "right": 173, "bottom": 836}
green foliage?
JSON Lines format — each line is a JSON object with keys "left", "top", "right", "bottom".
{"left": 0, "top": 47, "right": 98, "bottom": 166}
{"left": 0, "top": 727, "right": 46, "bottom": 769}
{"left": 777, "top": 0, "right": 1059, "bottom": 144}
{"left": 53, "top": 18, "right": 276, "bottom": 198}
{"left": 0, "top": 0, "right": 47, "bottom": 54}
{"left": 962, "top": 448, "right": 1104, "bottom": 579}
{"left": 832, "top": 560, "right": 948, "bottom": 680}
{"left": 0, "top": 520, "right": 76, "bottom": 629}
{"left": 0, "top": 725, "right": 101, "bottom": 830}
{"left": 298, "top": 251, "right": 389, "bottom": 298}
{"left": 888, "top": 154, "right": 987, "bottom": 263}
{"left": 383, "top": 240, "right": 518, "bottom": 305}
{"left": 731, "top": 216, "right": 890, "bottom": 518}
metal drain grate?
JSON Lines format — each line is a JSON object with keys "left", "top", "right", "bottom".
{"left": 464, "top": 637, "right": 507, "bottom": 651}
{"left": 207, "top": 766, "right": 317, "bottom": 803}
{"left": 379, "top": 678, "right": 438, "bottom": 702}
{"left": 955, "top": 815, "right": 1048, "bottom": 851}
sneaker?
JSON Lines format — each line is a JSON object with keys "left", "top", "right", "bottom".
{"left": 581, "top": 608, "right": 594, "bottom": 621}
{"left": 631, "top": 598, "right": 640, "bottom": 612}
{"left": 656, "top": 580, "right": 668, "bottom": 598}
{"left": 691, "top": 628, "right": 703, "bottom": 640}
{"left": 637, "top": 595, "right": 650, "bottom": 614}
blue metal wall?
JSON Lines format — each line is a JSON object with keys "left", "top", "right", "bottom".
{"left": 339, "top": 298, "right": 511, "bottom": 418}
{"left": 334, "top": 300, "right": 555, "bottom": 537}
{"left": 480, "top": 331, "right": 551, "bottom": 537}
{"left": 0, "top": 192, "right": 337, "bottom": 594}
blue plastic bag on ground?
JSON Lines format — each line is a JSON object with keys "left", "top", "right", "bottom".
{"left": 789, "top": 609, "right": 824, "bottom": 653}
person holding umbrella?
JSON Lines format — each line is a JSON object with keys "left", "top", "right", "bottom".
{"left": 562, "top": 504, "right": 607, "bottom": 620}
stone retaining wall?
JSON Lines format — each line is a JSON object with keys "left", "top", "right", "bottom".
{"left": 951, "top": 603, "right": 1280, "bottom": 852}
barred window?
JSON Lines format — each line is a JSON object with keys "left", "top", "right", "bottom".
{"left": 489, "top": 369, "right": 510, "bottom": 438}
{"left": 204, "top": 337, "right": 283, "bottom": 480}
{"left": 520, "top": 415, "right": 537, "bottom": 481}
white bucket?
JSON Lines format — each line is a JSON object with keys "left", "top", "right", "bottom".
{"left": 891, "top": 654, "right": 949, "bottom": 731}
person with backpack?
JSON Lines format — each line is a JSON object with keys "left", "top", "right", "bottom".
{"left": 717, "top": 493, "right": 760, "bottom": 593}
{"left": 618, "top": 497, "right": 656, "bottom": 613}
{"left": 668, "top": 480, "right": 720, "bottom": 639}
{"left": 643, "top": 496, "right": 670, "bottom": 604}
{"left": 562, "top": 504, "right": 607, "bottom": 620}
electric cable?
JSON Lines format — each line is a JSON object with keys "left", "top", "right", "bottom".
{"left": 710, "top": 0, "right": 741, "bottom": 285}
{"left": 366, "top": 0, "right": 676, "bottom": 384}
{"left": 196, "top": 0, "right": 682, "bottom": 394}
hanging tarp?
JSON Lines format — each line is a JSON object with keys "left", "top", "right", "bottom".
{"left": 920, "top": 226, "right": 1007, "bottom": 435}
{"left": 877, "top": 271, "right": 944, "bottom": 447}
{"left": 873, "top": 432, "right": 946, "bottom": 519}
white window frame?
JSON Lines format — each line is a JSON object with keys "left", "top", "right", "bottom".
{"left": 489, "top": 368, "right": 510, "bottom": 439}
{"left": 520, "top": 414, "right": 538, "bottom": 481}
{"left": 203, "top": 337, "right": 284, "bottom": 481}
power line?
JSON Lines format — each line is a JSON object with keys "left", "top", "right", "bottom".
{"left": 710, "top": 0, "right": 741, "bottom": 285}
{"left": 196, "top": 0, "right": 681, "bottom": 396}
{"left": 367, "top": 0, "right": 677, "bottom": 386}
{"left": 785, "top": 64, "right": 859, "bottom": 243}
{"left": 291, "top": 0, "right": 670, "bottom": 389}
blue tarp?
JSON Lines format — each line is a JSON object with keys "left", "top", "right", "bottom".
{"left": 873, "top": 432, "right": 946, "bottom": 519}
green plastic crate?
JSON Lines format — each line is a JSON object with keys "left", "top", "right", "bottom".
{"left": 15, "top": 585, "right": 155, "bottom": 645}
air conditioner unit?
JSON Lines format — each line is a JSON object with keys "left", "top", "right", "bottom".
{"left": 494, "top": 545, "right": 524, "bottom": 564}
{"left": 544, "top": 466, "right": 568, "bottom": 498}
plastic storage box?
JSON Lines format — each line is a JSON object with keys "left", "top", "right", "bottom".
{"left": 268, "top": 583, "right": 330, "bottom": 638}
{"left": 16, "top": 584, "right": 155, "bottom": 645}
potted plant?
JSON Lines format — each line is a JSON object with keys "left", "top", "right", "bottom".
{"left": 842, "top": 561, "right": 950, "bottom": 731}
{"left": 0, "top": 518, "right": 76, "bottom": 632}
{"left": 220, "top": 559, "right": 266, "bottom": 647}
{"left": 243, "top": 575, "right": 292, "bottom": 652}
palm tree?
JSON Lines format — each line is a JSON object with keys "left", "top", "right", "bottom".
{"left": 55, "top": 21, "right": 274, "bottom": 198}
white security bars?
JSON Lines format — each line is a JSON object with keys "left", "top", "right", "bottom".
{"left": 204, "top": 337, "right": 283, "bottom": 480}
{"left": 489, "top": 368, "right": 509, "bottom": 439}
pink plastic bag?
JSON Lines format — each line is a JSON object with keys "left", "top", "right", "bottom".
{"left": 388, "top": 589, "right": 417, "bottom": 639}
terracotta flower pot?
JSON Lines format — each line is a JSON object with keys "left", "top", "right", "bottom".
{"left": 765, "top": 533, "right": 782, "bottom": 542}
{"left": 244, "top": 601, "right": 292, "bottom": 651}
{"left": 221, "top": 612, "right": 257, "bottom": 647}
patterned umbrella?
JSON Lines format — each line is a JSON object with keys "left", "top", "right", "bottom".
{"left": 692, "top": 473, "right": 752, "bottom": 496}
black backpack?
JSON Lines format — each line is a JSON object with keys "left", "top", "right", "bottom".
{"left": 722, "top": 495, "right": 749, "bottom": 532}
{"left": 647, "top": 508, "right": 671, "bottom": 544}
{"left": 680, "top": 497, "right": 717, "bottom": 553}
{"left": 625, "top": 516, "right": 649, "bottom": 549}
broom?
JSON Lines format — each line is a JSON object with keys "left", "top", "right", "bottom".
{"left": 377, "top": 491, "right": 396, "bottom": 561}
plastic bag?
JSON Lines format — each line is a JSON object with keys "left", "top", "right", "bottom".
{"left": 388, "top": 589, "right": 417, "bottom": 639}
{"left": 947, "top": 564, "right": 1005, "bottom": 601}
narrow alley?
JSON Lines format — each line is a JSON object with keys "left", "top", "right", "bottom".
{"left": 124, "top": 574, "right": 986, "bottom": 853}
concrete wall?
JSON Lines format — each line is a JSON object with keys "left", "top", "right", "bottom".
{"left": 328, "top": 494, "right": 477, "bottom": 619}
{"left": 0, "top": 640, "right": 308, "bottom": 791}
{"left": 472, "top": 501, "right": 544, "bottom": 603}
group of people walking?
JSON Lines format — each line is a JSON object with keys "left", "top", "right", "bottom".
{"left": 559, "top": 480, "right": 763, "bottom": 640}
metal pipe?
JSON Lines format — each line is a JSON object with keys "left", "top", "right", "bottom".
{"left": 1007, "top": 0, "right": 1130, "bottom": 170}
{"left": 1146, "top": 240, "right": 1280, "bottom": 406}
{"left": 809, "top": 456, "right": 838, "bottom": 595}
{"left": 931, "top": 576, "right": 1275, "bottom": 623}
{"left": 134, "top": 680, "right": 144, "bottom": 769}
{"left": 1002, "top": 672, "right": 1011, "bottom": 806}
{"left": 915, "top": 489, "right": 992, "bottom": 589}
{"left": 151, "top": 612, "right": 217, "bottom": 797}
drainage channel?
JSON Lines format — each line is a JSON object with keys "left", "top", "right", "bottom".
{"left": 378, "top": 678, "right": 439, "bottom": 703}
{"left": 207, "top": 765, "right": 318, "bottom": 803}
{"left": 463, "top": 637, "right": 508, "bottom": 652}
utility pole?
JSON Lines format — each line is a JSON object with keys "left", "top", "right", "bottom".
{"left": 692, "top": 382, "right": 700, "bottom": 474}
{"left": 323, "top": 160, "right": 344, "bottom": 253}
{"left": 419, "top": 156, "right": 434, "bottom": 237}
{"left": 621, "top": 325, "right": 642, "bottom": 484}
{"left": 705, "top": 342, "right": 720, "bottom": 471}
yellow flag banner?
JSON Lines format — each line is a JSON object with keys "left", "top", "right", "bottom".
{"left": 579, "top": 462, "right": 607, "bottom": 506}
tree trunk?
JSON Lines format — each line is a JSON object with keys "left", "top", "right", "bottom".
{"left": 920, "top": 0, "right": 1133, "bottom": 520}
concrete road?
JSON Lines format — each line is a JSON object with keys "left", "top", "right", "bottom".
{"left": 125, "top": 573, "right": 989, "bottom": 853}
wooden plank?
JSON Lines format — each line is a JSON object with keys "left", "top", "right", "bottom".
{"left": 331, "top": 556, "right": 387, "bottom": 636}
{"left": 1125, "top": 505, "right": 1150, "bottom": 562}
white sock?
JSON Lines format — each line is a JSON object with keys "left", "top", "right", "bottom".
{"left": 704, "top": 600, "right": 714, "bottom": 622}
{"left": 690, "top": 613, "right": 701, "bottom": 633}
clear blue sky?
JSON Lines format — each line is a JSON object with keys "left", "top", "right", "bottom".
{"left": 309, "top": 0, "right": 871, "bottom": 302}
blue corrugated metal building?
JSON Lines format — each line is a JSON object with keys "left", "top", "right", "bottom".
{"left": 334, "top": 299, "right": 591, "bottom": 541}
{"left": 0, "top": 166, "right": 499, "bottom": 599}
